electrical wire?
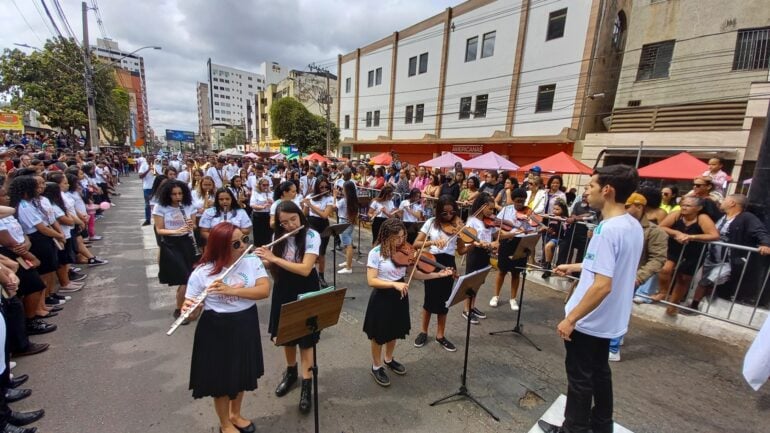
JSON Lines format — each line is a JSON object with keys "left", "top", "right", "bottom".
{"left": 10, "top": 0, "right": 44, "bottom": 44}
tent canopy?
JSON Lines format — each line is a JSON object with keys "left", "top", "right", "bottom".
{"left": 518, "top": 151, "right": 593, "bottom": 175}
{"left": 269, "top": 153, "right": 286, "bottom": 160}
{"left": 218, "top": 148, "right": 244, "bottom": 157}
{"left": 244, "top": 152, "right": 258, "bottom": 159}
{"left": 462, "top": 151, "right": 519, "bottom": 171}
{"left": 638, "top": 152, "right": 710, "bottom": 180}
{"left": 304, "top": 152, "right": 331, "bottom": 163}
{"left": 419, "top": 152, "right": 466, "bottom": 168}
{"left": 370, "top": 152, "right": 393, "bottom": 166}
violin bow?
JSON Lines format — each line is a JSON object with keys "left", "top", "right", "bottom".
{"left": 404, "top": 217, "right": 435, "bottom": 287}
{"left": 445, "top": 203, "right": 489, "bottom": 244}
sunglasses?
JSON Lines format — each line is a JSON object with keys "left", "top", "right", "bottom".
{"left": 231, "top": 235, "right": 250, "bottom": 249}
{"left": 693, "top": 183, "right": 707, "bottom": 187}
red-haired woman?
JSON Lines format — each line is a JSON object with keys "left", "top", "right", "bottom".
{"left": 184, "top": 222, "right": 270, "bottom": 433}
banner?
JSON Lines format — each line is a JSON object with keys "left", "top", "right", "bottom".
{"left": 0, "top": 112, "right": 24, "bottom": 131}
{"left": 165, "top": 129, "right": 195, "bottom": 143}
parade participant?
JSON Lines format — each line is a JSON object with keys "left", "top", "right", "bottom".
{"left": 539, "top": 165, "right": 643, "bottom": 433}
{"left": 192, "top": 176, "right": 216, "bottom": 215}
{"left": 302, "top": 176, "right": 334, "bottom": 287}
{"left": 228, "top": 175, "right": 249, "bottom": 215}
{"left": 41, "top": 181, "right": 82, "bottom": 294}
{"left": 138, "top": 156, "right": 155, "bottom": 226}
{"left": 365, "top": 218, "right": 453, "bottom": 386}
{"left": 336, "top": 180, "right": 359, "bottom": 274}
{"left": 398, "top": 188, "right": 424, "bottom": 244}
{"left": 461, "top": 193, "right": 497, "bottom": 324}
{"left": 63, "top": 172, "right": 106, "bottom": 268}
{"left": 206, "top": 158, "right": 227, "bottom": 189}
{"left": 255, "top": 201, "right": 321, "bottom": 414}
{"left": 270, "top": 181, "right": 300, "bottom": 228}
{"left": 489, "top": 188, "right": 539, "bottom": 310}
{"left": 183, "top": 222, "right": 270, "bottom": 433}
{"left": 250, "top": 177, "right": 273, "bottom": 247}
{"left": 199, "top": 188, "right": 251, "bottom": 241}
{"left": 152, "top": 180, "right": 199, "bottom": 321}
{"left": 412, "top": 195, "right": 466, "bottom": 352}
{"left": 368, "top": 186, "right": 396, "bottom": 245}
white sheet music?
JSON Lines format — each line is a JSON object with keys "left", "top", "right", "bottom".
{"left": 445, "top": 266, "right": 492, "bottom": 309}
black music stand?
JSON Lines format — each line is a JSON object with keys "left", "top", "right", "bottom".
{"left": 356, "top": 196, "right": 371, "bottom": 258}
{"left": 430, "top": 266, "right": 498, "bottom": 421}
{"left": 321, "top": 223, "right": 352, "bottom": 297}
{"left": 276, "top": 287, "right": 347, "bottom": 433}
{"left": 489, "top": 234, "right": 542, "bottom": 351}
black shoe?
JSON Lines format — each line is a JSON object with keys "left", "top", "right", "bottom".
{"left": 3, "top": 424, "right": 37, "bottom": 433}
{"left": 319, "top": 275, "right": 330, "bottom": 288}
{"left": 48, "top": 305, "right": 63, "bottom": 313}
{"left": 298, "top": 378, "right": 312, "bottom": 414}
{"left": 52, "top": 293, "right": 71, "bottom": 301}
{"left": 8, "top": 409, "right": 44, "bottom": 427}
{"left": 9, "top": 373, "right": 29, "bottom": 388}
{"left": 462, "top": 310, "right": 480, "bottom": 325}
{"left": 142, "top": 221, "right": 151, "bottom": 226}
{"left": 68, "top": 271, "right": 88, "bottom": 282}
{"left": 471, "top": 307, "right": 487, "bottom": 319}
{"left": 44, "top": 297, "right": 64, "bottom": 306}
{"left": 12, "top": 343, "right": 49, "bottom": 357}
{"left": 436, "top": 337, "right": 457, "bottom": 352}
{"left": 25, "top": 320, "right": 56, "bottom": 336}
{"left": 537, "top": 419, "right": 564, "bottom": 433}
{"left": 414, "top": 332, "right": 428, "bottom": 348}
{"left": 5, "top": 388, "right": 31, "bottom": 403}
{"left": 275, "top": 365, "right": 298, "bottom": 397}
{"left": 371, "top": 366, "right": 391, "bottom": 386}
{"left": 384, "top": 359, "right": 406, "bottom": 375}
{"left": 234, "top": 422, "right": 256, "bottom": 433}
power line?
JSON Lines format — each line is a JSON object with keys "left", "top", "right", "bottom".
{"left": 91, "top": 0, "right": 109, "bottom": 39}
{"left": 10, "top": 0, "right": 44, "bottom": 44}
{"left": 31, "top": 0, "right": 57, "bottom": 38}
{"left": 39, "top": 0, "right": 63, "bottom": 38}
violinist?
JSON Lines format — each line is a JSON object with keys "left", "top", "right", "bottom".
{"left": 398, "top": 188, "right": 424, "bottom": 244}
{"left": 461, "top": 193, "right": 498, "bottom": 324}
{"left": 489, "top": 188, "right": 538, "bottom": 311}
{"left": 413, "top": 195, "right": 467, "bottom": 352}
{"left": 302, "top": 176, "right": 334, "bottom": 288}
{"left": 364, "top": 218, "right": 453, "bottom": 387}
{"left": 368, "top": 186, "right": 397, "bottom": 245}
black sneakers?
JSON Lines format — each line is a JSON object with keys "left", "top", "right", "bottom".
{"left": 413, "top": 332, "right": 428, "bottom": 348}
{"left": 371, "top": 366, "right": 390, "bottom": 387}
{"left": 384, "top": 359, "right": 406, "bottom": 375}
{"left": 436, "top": 337, "right": 457, "bottom": 352}
{"left": 471, "top": 307, "right": 487, "bottom": 319}
{"left": 462, "top": 310, "right": 480, "bottom": 325}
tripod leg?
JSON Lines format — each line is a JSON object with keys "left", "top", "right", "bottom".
{"left": 312, "top": 343, "right": 319, "bottom": 433}
{"left": 513, "top": 271, "right": 542, "bottom": 351}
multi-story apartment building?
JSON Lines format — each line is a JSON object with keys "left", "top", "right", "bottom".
{"left": 336, "top": 0, "right": 627, "bottom": 164}
{"left": 207, "top": 60, "right": 266, "bottom": 142}
{"left": 196, "top": 82, "right": 211, "bottom": 149}
{"left": 579, "top": 0, "right": 770, "bottom": 187}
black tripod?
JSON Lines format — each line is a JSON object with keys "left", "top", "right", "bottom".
{"left": 430, "top": 289, "right": 499, "bottom": 421}
{"left": 322, "top": 223, "right": 354, "bottom": 299}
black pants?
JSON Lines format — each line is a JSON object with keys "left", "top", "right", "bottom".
{"left": 557, "top": 226, "right": 588, "bottom": 266}
{"left": 0, "top": 309, "right": 11, "bottom": 428}
{"left": 563, "top": 330, "right": 613, "bottom": 433}
{"left": 1, "top": 296, "right": 29, "bottom": 354}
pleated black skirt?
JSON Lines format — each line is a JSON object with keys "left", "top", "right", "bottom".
{"left": 189, "top": 305, "right": 264, "bottom": 399}
{"left": 0, "top": 248, "right": 45, "bottom": 296}
{"left": 423, "top": 253, "right": 456, "bottom": 315}
{"left": 497, "top": 239, "right": 527, "bottom": 275}
{"left": 268, "top": 268, "right": 321, "bottom": 349}
{"left": 466, "top": 248, "right": 491, "bottom": 274}
{"left": 28, "top": 231, "right": 58, "bottom": 274}
{"left": 363, "top": 279, "right": 410, "bottom": 345}
{"left": 158, "top": 235, "right": 197, "bottom": 286}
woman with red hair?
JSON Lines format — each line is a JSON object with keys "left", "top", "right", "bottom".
{"left": 183, "top": 222, "right": 270, "bottom": 433}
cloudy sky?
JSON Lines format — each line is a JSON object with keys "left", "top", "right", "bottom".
{"left": 1, "top": 0, "right": 458, "bottom": 135}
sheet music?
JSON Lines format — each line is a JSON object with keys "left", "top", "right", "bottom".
{"left": 445, "top": 266, "right": 492, "bottom": 309}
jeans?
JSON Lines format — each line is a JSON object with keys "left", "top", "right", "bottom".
{"left": 633, "top": 275, "right": 658, "bottom": 303}
{"left": 143, "top": 188, "right": 152, "bottom": 223}
{"left": 563, "top": 330, "right": 613, "bottom": 433}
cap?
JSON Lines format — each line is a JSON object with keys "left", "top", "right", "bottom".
{"left": 531, "top": 166, "right": 542, "bottom": 173}
{"left": 625, "top": 192, "right": 647, "bottom": 206}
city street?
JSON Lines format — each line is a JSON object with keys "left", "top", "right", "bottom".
{"left": 14, "top": 177, "right": 770, "bottom": 433}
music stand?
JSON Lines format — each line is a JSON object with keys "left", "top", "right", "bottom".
{"left": 356, "top": 196, "right": 371, "bottom": 258}
{"left": 430, "top": 267, "right": 499, "bottom": 421}
{"left": 321, "top": 223, "right": 353, "bottom": 298}
{"left": 276, "top": 287, "right": 347, "bottom": 433}
{"left": 489, "top": 234, "right": 542, "bottom": 351}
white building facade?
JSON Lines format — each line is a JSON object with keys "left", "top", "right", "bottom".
{"left": 207, "top": 60, "right": 265, "bottom": 142}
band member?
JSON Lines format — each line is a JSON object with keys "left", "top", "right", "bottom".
{"left": 255, "top": 201, "right": 320, "bottom": 414}
{"left": 302, "top": 176, "right": 334, "bottom": 287}
{"left": 398, "top": 188, "right": 424, "bottom": 244}
{"left": 250, "top": 177, "right": 273, "bottom": 247}
{"left": 192, "top": 176, "right": 216, "bottom": 215}
{"left": 269, "top": 181, "right": 300, "bottom": 228}
{"left": 369, "top": 186, "right": 396, "bottom": 245}
{"left": 489, "top": 188, "right": 538, "bottom": 311}
{"left": 412, "top": 195, "right": 466, "bottom": 352}
{"left": 335, "top": 180, "right": 359, "bottom": 274}
{"left": 228, "top": 175, "right": 250, "bottom": 216}
{"left": 152, "top": 180, "right": 199, "bottom": 321}
{"left": 462, "top": 193, "right": 498, "bottom": 324}
{"left": 199, "top": 188, "right": 252, "bottom": 241}
{"left": 184, "top": 222, "right": 270, "bottom": 433}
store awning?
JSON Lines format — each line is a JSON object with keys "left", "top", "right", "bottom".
{"left": 518, "top": 151, "right": 593, "bottom": 175}
{"left": 637, "top": 152, "right": 709, "bottom": 180}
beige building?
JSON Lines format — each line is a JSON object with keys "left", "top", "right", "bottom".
{"left": 578, "top": 0, "right": 770, "bottom": 187}
{"left": 196, "top": 82, "right": 211, "bottom": 150}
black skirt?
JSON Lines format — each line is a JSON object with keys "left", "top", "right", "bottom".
{"left": 251, "top": 212, "right": 272, "bottom": 247}
{"left": 57, "top": 236, "right": 76, "bottom": 265}
{"left": 308, "top": 216, "right": 330, "bottom": 255}
{"left": 268, "top": 267, "right": 321, "bottom": 349}
{"left": 158, "top": 235, "right": 197, "bottom": 286}
{"left": 423, "top": 253, "right": 456, "bottom": 315}
{"left": 189, "top": 305, "right": 264, "bottom": 399}
{"left": 466, "top": 248, "right": 491, "bottom": 274}
{"left": 0, "top": 248, "right": 45, "bottom": 296}
{"left": 28, "top": 231, "right": 58, "bottom": 274}
{"left": 497, "top": 238, "right": 527, "bottom": 275}
{"left": 363, "top": 279, "right": 410, "bottom": 344}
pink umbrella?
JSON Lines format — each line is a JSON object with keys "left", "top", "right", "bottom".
{"left": 462, "top": 151, "right": 519, "bottom": 171}
{"left": 245, "top": 152, "right": 258, "bottom": 159}
{"left": 419, "top": 152, "right": 466, "bottom": 168}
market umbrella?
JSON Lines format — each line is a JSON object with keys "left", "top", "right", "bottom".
{"left": 518, "top": 151, "right": 593, "bottom": 175}
{"left": 419, "top": 152, "right": 466, "bottom": 168}
{"left": 304, "top": 152, "right": 331, "bottom": 163}
{"left": 370, "top": 152, "right": 393, "bottom": 166}
{"left": 269, "top": 153, "right": 286, "bottom": 160}
{"left": 218, "top": 148, "right": 244, "bottom": 157}
{"left": 462, "top": 151, "right": 519, "bottom": 171}
{"left": 245, "top": 152, "right": 258, "bottom": 159}
{"left": 637, "top": 152, "right": 710, "bottom": 180}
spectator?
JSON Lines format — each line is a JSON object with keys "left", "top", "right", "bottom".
{"left": 479, "top": 170, "right": 502, "bottom": 198}
{"left": 543, "top": 175, "right": 567, "bottom": 216}
{"left": 660, "top": 185, "right": 680, "bottom": 214}
{"left": 525, "top": 176, "right": 546, "bottom": 215}
{"left": 639, "top": 185, "right": 667, "bottom": 224}
{"left": 703, "top": 157, "right": 729, "bottom": 197}
{"left": 689, "top": 176, "right": 723, "bottom": 222}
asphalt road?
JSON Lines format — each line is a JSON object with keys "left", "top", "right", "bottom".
{"left": 15, "top": 176, "right": 770, "bottom": 433}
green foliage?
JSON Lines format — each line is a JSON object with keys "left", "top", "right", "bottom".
{"left": 220, "top": 128, "right": 246, "bottom": 149}
{"left": 270, "top": 97, "right": 339, "bottom": 154}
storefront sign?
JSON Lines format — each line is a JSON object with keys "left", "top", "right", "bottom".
{"left": 451, "top": 145, "right": 483, "bottom": 155}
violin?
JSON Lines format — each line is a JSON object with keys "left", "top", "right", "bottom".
{"left": 457, "top": 226, "right": 481, "bottom": 244}
{"left": 390, "top": 243, "right": 450, "bottom": 274}
{"left": 483, "top": 216, "right": 515, "bottom": 231}
{"left": 440, "top": 219, "right": 463, "bottom": 236}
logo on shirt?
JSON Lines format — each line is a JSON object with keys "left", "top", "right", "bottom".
{"left": 584, "top": 252, "right": 596, "bottom": 261}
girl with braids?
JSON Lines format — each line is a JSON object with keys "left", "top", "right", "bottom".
{"left": 335, "top": 180, "right": 359, "bottom": 274}
{"left": 461, "top": 193, "right": 498, "bottom": 324}
{"left": 364, "top": 218, "right": 453, "bottom": 387}
{"left": 199, "top": 188, "right": 251, "bottom": 242}
{"left": 42, "top": 180, "right": 82, "bottom": 294}
{"left": 255, "top": 201, "right": 321, "bottom": 414}
{"left": 368, "top": 185, "right": 396, "bottom": 245}
{"left": 412, "top": 194, "right": 467, "bottom": 352}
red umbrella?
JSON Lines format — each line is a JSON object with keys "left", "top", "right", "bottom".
{"left": 518, "top": 151, "right": 593, "bottom": 175}
{"left": 370, "top": 152, "right": 393, "bottom": 165}
{"left": 637, "top": 152, "right": 710, "bottom": 180}
{"left": 304, "top": 152, "right": 331, "bottom": 163}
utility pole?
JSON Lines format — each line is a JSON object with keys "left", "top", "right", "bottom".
{"left": 308, "top": 63, "right": 332, "bottom": 156}
{"left": 82, "top": 1, "right": 100, "bottom": 154}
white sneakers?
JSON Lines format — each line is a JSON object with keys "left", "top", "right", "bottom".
{"left": 608, "top": 351, "right": 621, "bottom": 362}
{"left": 489, "top": 297, "right": 520, "bottom": 310}
{"left": 489, "top": 296, "right": 499, "bottom": 307}
{"left": 338, "top": 263, "right": 347, "bottom": 268}
{"left": 337, "top": 267, "right": 353, "bottom": 274}
{"left": 509, "top": 299, "right": 519, "bottom": 311}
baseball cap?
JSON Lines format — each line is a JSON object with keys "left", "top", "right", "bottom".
{"left": 531, "top": 166, "right": 542, "bottom": 173}
{"left": 625, "top": 192, "right": 647, "bottom": 206}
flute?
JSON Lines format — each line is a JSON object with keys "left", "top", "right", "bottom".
{"left": 167, "top": 225, "right": 304, "bottom": 335}
{"left": 178, "top": 207, "right": 202, "bottom": 256}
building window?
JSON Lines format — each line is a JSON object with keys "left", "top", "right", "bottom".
{"left": 368, "top": 70, "right": 374, "bottom": 87}
{"left": 415, "top": 104, "right": 424, "bottom": 123}
{"left": 408, "top": 57, "right": 417, "bottom": 77}
{"left": 733, "top": 27, "right": 770, "bottom": 71}
{"left": 419, "top": 53, "right": 429, "bottom": 73}
{"left": 612, "top": 11, "right": 627, "bottom": 51}
{"left": 465, "top": 36, "right": 478, "bottom": 62}
{"left": 474, "top": 95, "right": 488, "bottom": 118}
{"left": 373, "top": 110, "right": 380, "bottom": 127}
{"left": 481, "top": 32, "right": 496, "bottom": 58}
{"left": 459, "top": 97, "right": 472, "bottom": 119}
{"left": 344, "top": 115, "right": 350, "bottom": 129}
{"left": 375, "top": 68, "right": 383, "bottom": 85}
{"left": 366, "top": 111, "right": 372, "bottom": 127}
{"left": 547, "top": 8, "right": 568, "bottom": 41}
{"left": 345, "top": 77, "right": 351, "bottom": 93}
{"left": 636, "top": 40, "right": 675, "bottom": 80}
{"left": 535, "top": 84, "right": 556, "bottom": 112}
{"left": 405, "top": 105, "right": 414, "bottom": 124}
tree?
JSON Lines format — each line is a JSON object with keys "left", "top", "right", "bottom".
{"left": 101, "top": 87, "right": 131, "bottom": 145}
{"left": 220, "top": 128, "right": 246, "bottom": 149}
{"left": 270, "top": 97, "right": 339, "bottom": 154}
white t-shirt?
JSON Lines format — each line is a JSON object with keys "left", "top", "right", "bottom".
{"left": 250, "top": 191, "right": 273, "bottom": 213}
{"left": 269, "top": 197, "right": 303, "bottom": 216}
{"left": 370, "top": 200, "right": 395, "bottom": 218}
{"left": 139, "top": 160, "right": 156, "bottom": 189}
{"left": 51, "top": 203, "right": 72, "bottom": 239}
{"left": 39, "top": 197, "right": 60, "bottom": 226}
{"left": 94, "top": 166, "right": 108, "bottom": 183}
{"left": 420, "top": 217, "right": 457, "bottom": 255}
{"left": 191, "top": 190, "right": 214, "bottom": 212}
{"left": 206, "top": 166, "right": 226, "bottom": 189}
{"left": 185, "top": 254, "right": 269, "bottom": 313}
{"left": 496, "top": 205, "right": 538, "bottom": 234}
{"left": 152, "top": 204, "right": 198, "bottom": 236}
{"left": 367, "top": 245, "right": 406, "bottom": 281}
{"left": 466, "top": 216, "right": 495, "bottom": 243}
{"left": 278, "top": 229, "right": 321, "bottom": 261}
{"left": 336, "top": 197, "right": 349, "bottom": 221}
{"left": 399, "top": 200, "right": 423, "bottom": 223}
{"left": 309, "top": 195, "right": 334, "bottom": 218}
{"left": 68, "top": 191, "right": 87, "bottom": 214}
{"left": 177, "top": 170, "right": 191, "bottom": 184}
{"left": 0, "top": 216, "right": 26, "bottom": 244}
{"left": 565, "top": 213, "right": 643, "bottom": 339}
{"left": 199, "top": 208, "right": 252, "bottom": 230}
